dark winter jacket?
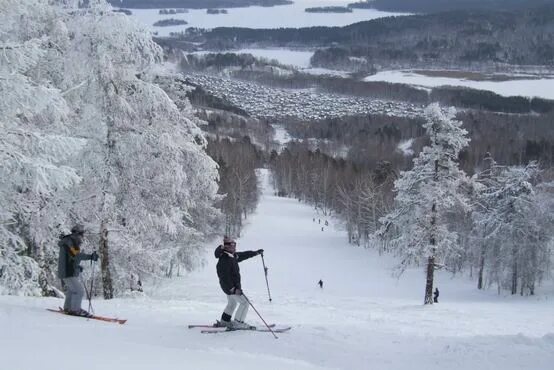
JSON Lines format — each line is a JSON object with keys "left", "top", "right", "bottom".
{"left": 214, "top": 245, "right": 258, "bottom": 295}
{"left": 57, "top": 234, "right": 93, "bottom": 279}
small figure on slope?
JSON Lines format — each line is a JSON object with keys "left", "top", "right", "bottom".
{"left": 214, "top": 236, "right": 263, "bottom": 329}
{"left": 57, "top": 224, "right": 98, "bottom": 317}
{"left": 433, "top": 287, "right": 439, "bottom": 303}
{"left": 318, "top": 279, "right": 323, "bottom": 289}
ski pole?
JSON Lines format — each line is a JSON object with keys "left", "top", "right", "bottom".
{"left": 260, "top": 254, "right": 272, "bottom": 302}
{"left": 243, "top": 294, "right": 278, "bottom": 339}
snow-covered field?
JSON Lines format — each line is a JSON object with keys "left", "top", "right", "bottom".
{"left": 364, "top": 70, "right": 554, "bottom": 100}
{"left": 191, "top": 49, "right": 355, "bottom": 77}
{"left": 192, "top": 48, "right": 314, "bottom": 68}
{"left": 128, "top": 0, "right": 407, "bottom": 36}
{"left": 272, "top": 124, "right": 293, "bottom": 147}
{"left": 1, "top": 169, "right": 553, "bottom": 370}
{"left": 235, "top": 48, "right": 314, "bottom": 68}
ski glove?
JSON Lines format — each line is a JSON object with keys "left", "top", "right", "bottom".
{"left": 91, "top": 251, "right": 99, "bottom": 261}
{"left": 257, "top": 249, "right": 264, "bottom": 255}
{"left": 234, "top": 288, "right": 243, "bottom": 295}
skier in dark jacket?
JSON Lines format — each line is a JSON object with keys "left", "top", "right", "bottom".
{"left": 57, "top": 224, "right": 98, "bottom": 317}
{"left": 214, "top": 236, "right": 263, "bottom": 329}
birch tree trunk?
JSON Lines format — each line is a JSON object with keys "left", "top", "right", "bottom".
{"left": 99, "top": 221, "right": 113, "bottom": 299}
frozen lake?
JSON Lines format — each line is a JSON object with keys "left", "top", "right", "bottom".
{"left": 364, "top": 70, "right": 554, "bottom": 100}
{"left": 126, "top": 0, "right": 408, "bottom": 36}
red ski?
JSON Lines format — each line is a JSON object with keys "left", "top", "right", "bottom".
{"left": 47, "top": 308, "right": 127, "bottom": 325}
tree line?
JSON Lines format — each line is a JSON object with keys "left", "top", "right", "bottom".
{"left": 280, "top": 110, "right": 554, "bottom": 171}
{"left": 207, "top": 136, "right": 265, "bottom": 238}
{"left": 190, "top": 6, "right": 554, "bottom": 70}
{"left": 370, "top": 0, "right": 554, "bottom": 13}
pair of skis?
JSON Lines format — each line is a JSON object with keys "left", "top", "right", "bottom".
{"left": 47, "top": 308, "right": 292, "bottom": 335}
{"left": 46, "top": 307, "right": 127, "bottom": 325}
{"left": 188, "top": 323, "right": 291, "bottom": 334}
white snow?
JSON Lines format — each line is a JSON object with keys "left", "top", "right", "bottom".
{"left": 364, "top": 70, "right": 554, "bottom": 100}
{"left": 237, "top": 48, "right": 314, "bottom": 68}
{"left": 397, "top": 138, "right": 414, "bottom": 156}
{"left": 1, "top": 169, "right": 553, "bottom": 370}
{"left": 127, "top": 0, "right": 408, "bottom": 36}
{"left": 302, "top": 67, "right": 351, "bottom": 77}
{"left": 272, "top": 124, "right": 293, "bottom": 147}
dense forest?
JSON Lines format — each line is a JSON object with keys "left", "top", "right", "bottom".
{"left": 370, "top": 0, "right": 554, "bottom": 13}
{"left": 182, "top": 6, "right": 554, "bottom": 70}
{"left": 279, "top": 111, "right": 554, "bottom": 171}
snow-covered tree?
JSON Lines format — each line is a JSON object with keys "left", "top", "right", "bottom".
{"left": 378, "top": 104, "right": 471, "bottom": 304}
{"left": 50, "top": 1, "right": 220, "bottom": 297}
{"left": 472, "top": 160, "right": 551, "bottom": 295}
{"left": 0, "top": 0, "right": 86, "bottom": 295}
{"left": 1, "top": 0, "right": 221, "bottom": 297}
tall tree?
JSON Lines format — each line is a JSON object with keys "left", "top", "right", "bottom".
{"left": 378, "top": 104, "right": 471, "bottom": 304}
{"left": 57, "top": 2, "right": 220, "bottom": 297}
{"left": 1, "top": 0, "right": 221, "bottom": 297}
{"left": 0, "top": 0, "right": 86, "bottom": 295}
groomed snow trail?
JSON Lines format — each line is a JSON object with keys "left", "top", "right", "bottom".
{"left": 1, "top": 169, "right": 553, "bottom": 370}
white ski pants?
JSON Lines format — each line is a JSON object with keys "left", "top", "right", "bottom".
{"left": 63, "top": 277, "right": 85, "bottom": 312}
{"left": 224, "top": 294, "right": 249, "bottom": 322}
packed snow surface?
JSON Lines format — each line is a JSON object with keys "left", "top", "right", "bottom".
{"left": 1, "top": 169, "right": 553, "bottom": 370}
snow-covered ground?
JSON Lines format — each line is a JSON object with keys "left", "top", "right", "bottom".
{"left": 272, "top": 124, "right": 293, "bottom": 147}
{"left": 364, "top": 70, "right": 554, "bottom": 100}
{"left": 236, "top": 48, "right": 314, "bottom": 68}
{"left": 1, "top": 169, "right": 553, "bottom": 370}
{"left": 192, "top": 48, "right": 315, "bottom": 68}
{"left": 191, "top": 49, "right": 355, "bottom": 77}
{"left": 127, "top": 0, "right": 408, "bottom": 36}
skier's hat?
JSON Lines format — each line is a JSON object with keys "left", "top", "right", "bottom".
{"left": 71, "top": 224, "right": 85, "bottom": 235}
{"left": 223, "top": 236, "right": 236, "bottom": 246}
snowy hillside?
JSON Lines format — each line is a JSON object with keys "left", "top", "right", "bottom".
{"left": 1, "top": 169, "right": 553, "bottom": 370}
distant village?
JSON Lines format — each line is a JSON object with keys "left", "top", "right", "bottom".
{"left": 184, "top": 73, "right": 423, "bottom": 120}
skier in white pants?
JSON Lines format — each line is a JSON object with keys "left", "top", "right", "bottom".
{"left": 214, "top": 236, "right": 263, "bottom": 329}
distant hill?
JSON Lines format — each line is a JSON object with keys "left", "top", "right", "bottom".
{"left": 191, "top": 6, "right": 554, "bottom": 69}
{"left": 108, "top": 0, "right": 292, "bottom": 9}
{"left": 370, "top": 0, "right": 554, "bottom": 13}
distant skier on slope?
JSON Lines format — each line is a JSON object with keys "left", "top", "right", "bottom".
{"left": 214, "top": 236, "right": 263, "bottom": 329}
{"left": 57, "top": 224, "right": 98, "bottom": 317}
{"left": 318, "top": 279, "right": 323, "bottom": 289}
